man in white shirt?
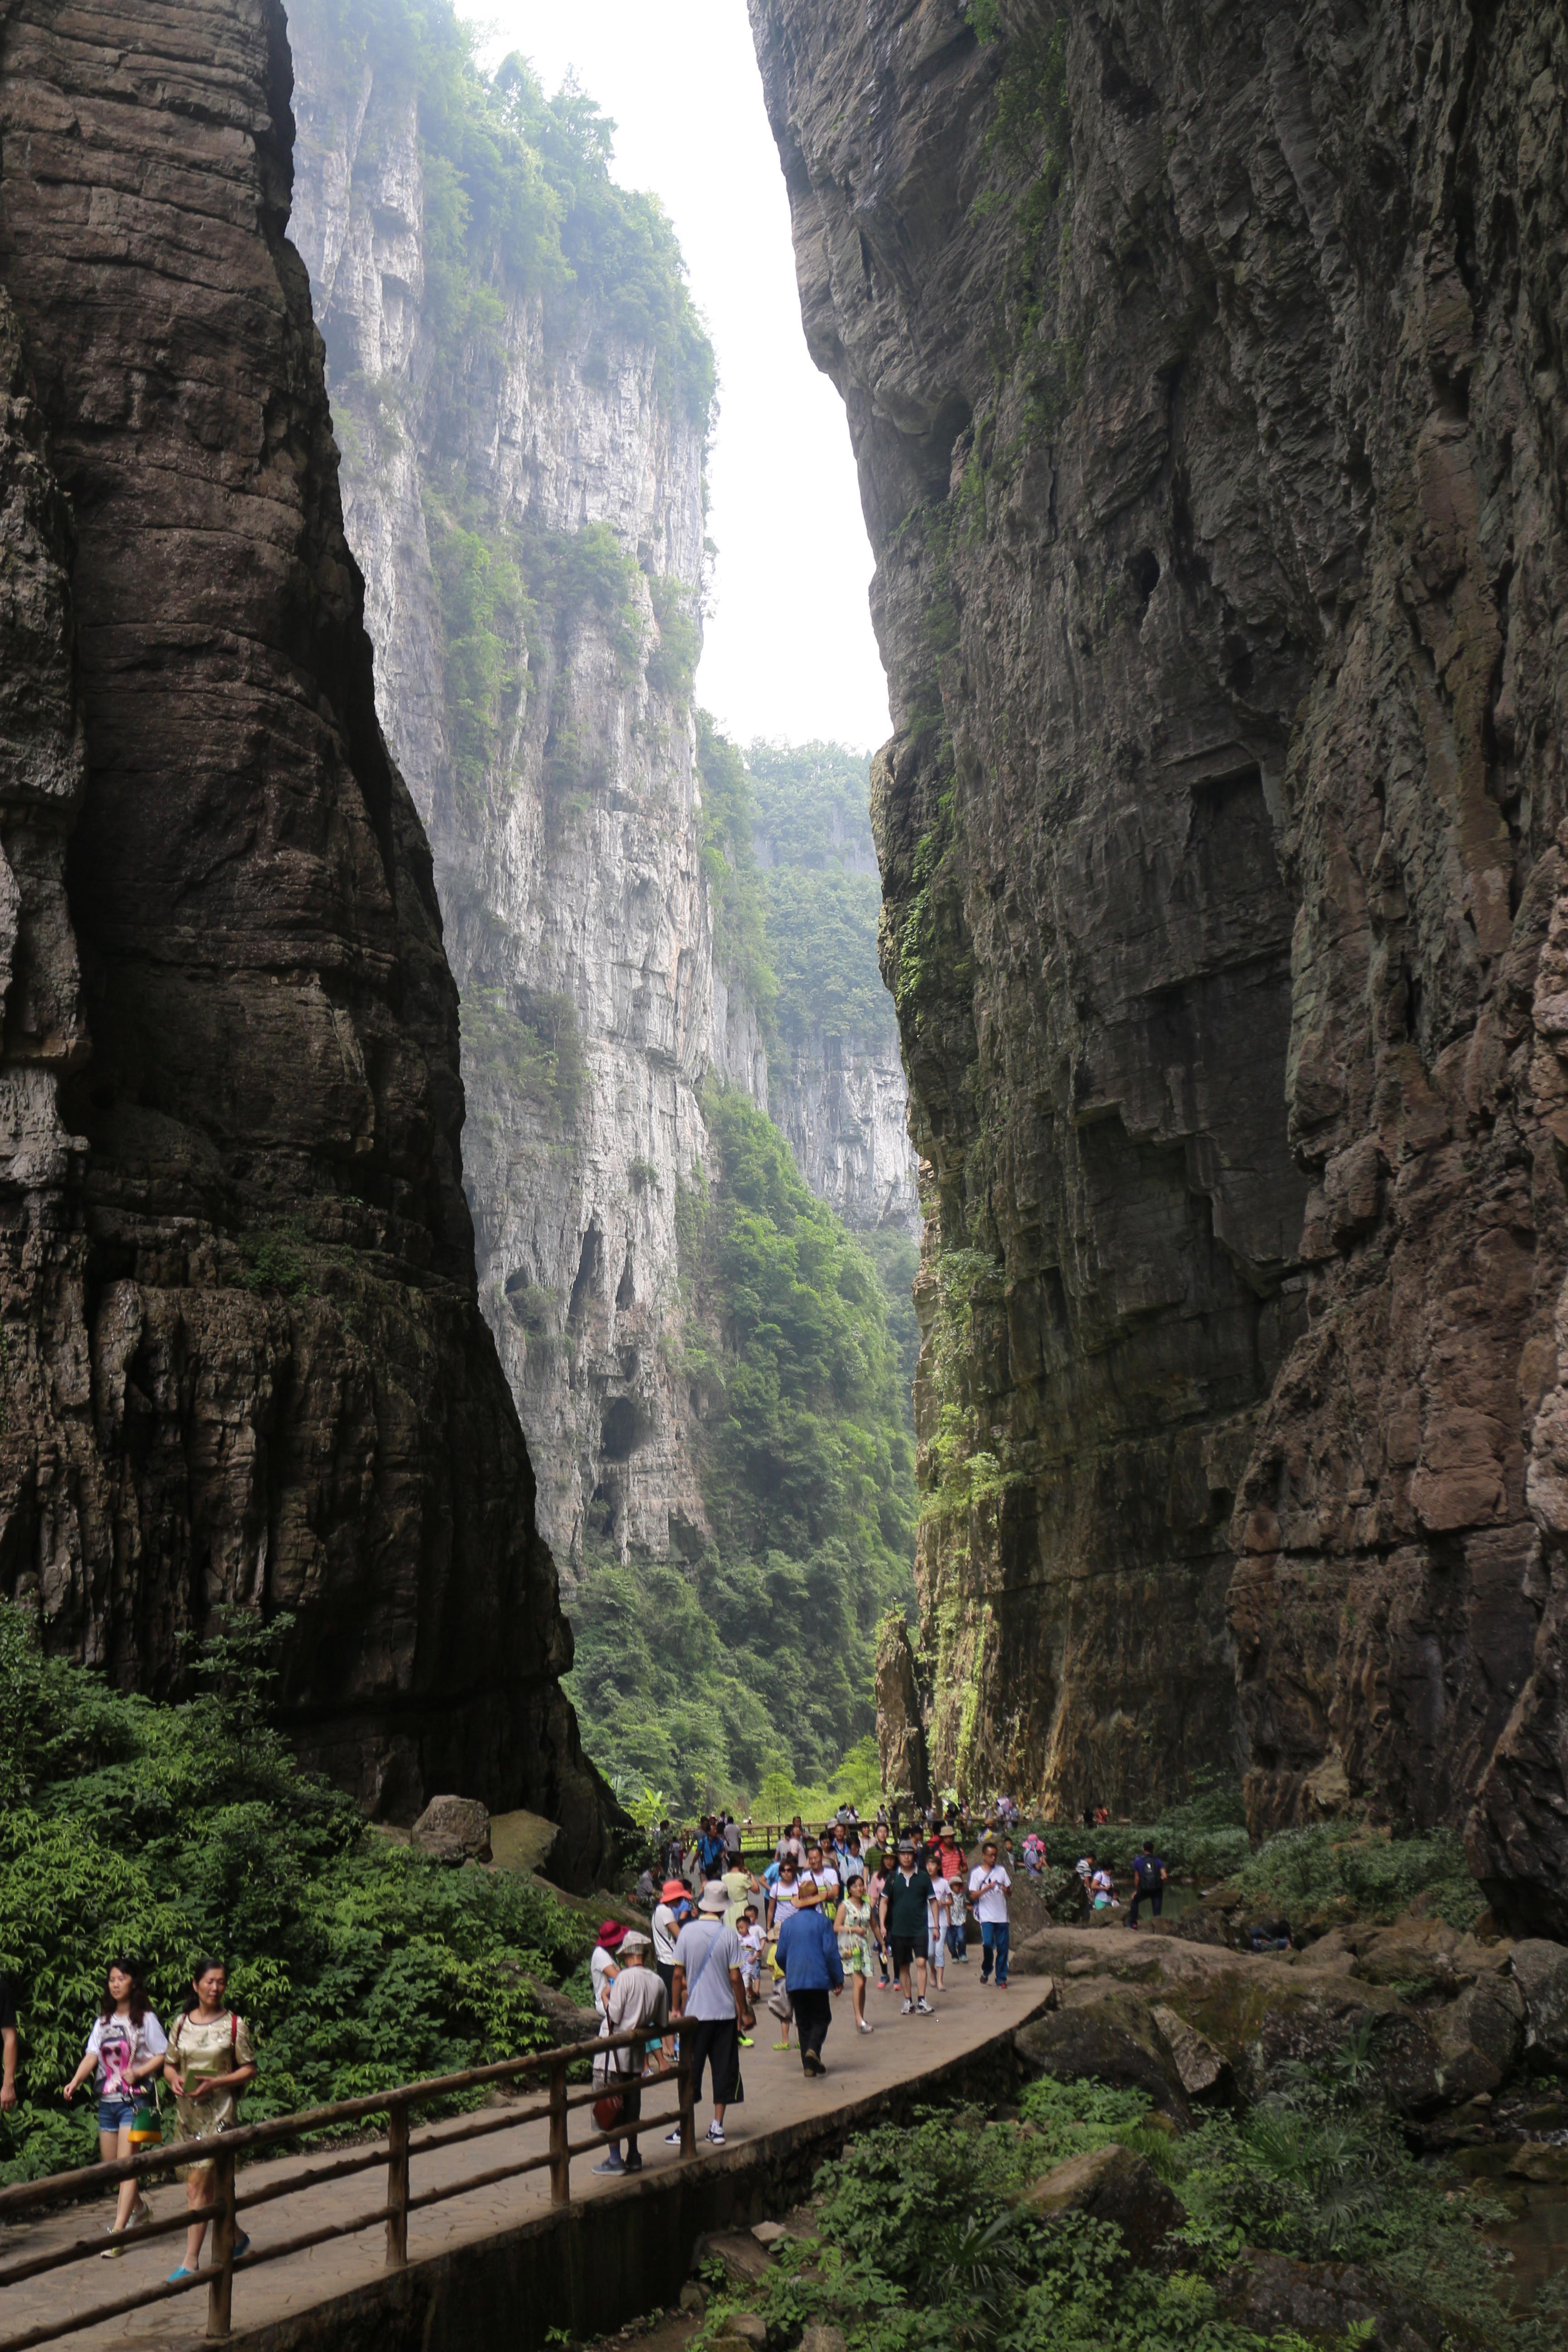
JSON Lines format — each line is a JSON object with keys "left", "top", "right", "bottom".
{"left": 968, "top": 1839, "right": 1013, "bottom": 1989}
{"left": 593, "top": 1933, "right": 668, "bottom": 2175}
{"left": 669, "top": 1884, "right": 754, "bottom": 2148}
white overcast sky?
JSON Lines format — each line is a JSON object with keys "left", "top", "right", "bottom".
{"left": 475, "top": 0, "right": 891, "bottom": 754}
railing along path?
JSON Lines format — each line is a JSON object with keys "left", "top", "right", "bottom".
{"left": 0, "top": 2019, "right": 693, "bottom": 2351}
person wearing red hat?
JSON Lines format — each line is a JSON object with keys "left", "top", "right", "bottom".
{"left": 591, "top": 1919, "right": 627, "bottom": 2022}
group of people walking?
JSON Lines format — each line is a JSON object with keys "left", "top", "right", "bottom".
{"left": 47, "top": 1957, "right": 256, "bottom": 2274}
{"left": 598, "top": 1810, "right": 1019, "bottom": 2163}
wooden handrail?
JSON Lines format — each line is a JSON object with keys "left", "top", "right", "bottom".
{"left": 0, "top": 2016, "right": 697, "bottom": 2350}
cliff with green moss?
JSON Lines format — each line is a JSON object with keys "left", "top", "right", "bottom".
{"left": 751, "top": 0, "right": 1568, "bottom": 1935}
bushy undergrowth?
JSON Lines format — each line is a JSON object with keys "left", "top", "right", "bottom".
{"left": 692, "top": 2071, "right": 1554, "bottom": 2352}
{"left": 0, "top": 1606, "right": 589, "bottom": 2184}
{"left": 1232, "top": 1823, "right": 1484, "bottom": 1931}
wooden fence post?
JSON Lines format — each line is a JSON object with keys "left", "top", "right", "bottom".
{"left": 206, "top": 2145, "right": 237, "bottom": 2339}
{"left": 548, "top": 2061, "right": 569, "bottom": 2205}
{"left": 386, "top": 2100, "right": 409, "bottom": 2267}
{"left": 677, "top": 2048, "right": 696, "bottom": 2160}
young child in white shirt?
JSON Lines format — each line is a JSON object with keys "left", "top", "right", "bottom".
{"left": 739, "top": 1906, "right": 765, "bottom": 1995}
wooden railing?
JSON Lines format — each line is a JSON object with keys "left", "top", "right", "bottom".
{"left": 0, "top": 2020, "right": 692, "bottom": 2351}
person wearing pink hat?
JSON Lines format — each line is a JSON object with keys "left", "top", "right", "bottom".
{"left": 591, "top": 1918, "right": 627, "bottom": 2020}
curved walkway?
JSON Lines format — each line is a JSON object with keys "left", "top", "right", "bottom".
{"left": 1, "top": 1968, "right": 1048, "bottom": 2352}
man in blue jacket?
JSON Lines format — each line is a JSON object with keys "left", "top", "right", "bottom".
{"left": 774, "top": 1882, "right": 843, "bottom": 2076}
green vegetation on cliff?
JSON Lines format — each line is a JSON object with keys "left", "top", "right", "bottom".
{"left": 0, "top": 1608, "right": 588, "bottom": 2185}
{"left": 749, "top": 741, "right": 897, "bottom": 1058}
{"left": 566, "top": 1091, "right": 916, "bottom": 1814}
{"left": 295, "top": 0, "right": 714, "bottom": 421}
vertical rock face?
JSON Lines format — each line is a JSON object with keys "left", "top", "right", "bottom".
{"left": 287, "top": 14, "right": 771, "bottom": 1580}
{"left": 750, "top": 0, "right": 1568, "bottom": 1927}
{"left": 771, "top": 1031, "right": 920, "bottom": 1236}
{"left": 0, "top": 0, "right": 610, "bottom": 1877}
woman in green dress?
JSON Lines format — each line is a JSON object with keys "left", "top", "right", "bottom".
{"left": 163, "top": 1960, "right": 257, "bottom": 2281}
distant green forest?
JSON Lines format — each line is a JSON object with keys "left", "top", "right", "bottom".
{"left": 565, "top": 1089, "right": 916, "bottom": 1817}
{"left": 750, "top": 741, "right": 898, "bottom": 1060}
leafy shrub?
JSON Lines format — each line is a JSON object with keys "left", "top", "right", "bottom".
{"left": 1234, "top": 1825, "right": 1483, "bottom": 1931}
{"left": 646, "top": 575, "right": 701, "bottom": 709}
{"left": 462, "top": 986, "right": 585, "bottom": 1129}
{"left": 0, "top": 1606, "right": 590, "bottom": 2182}
{"left": 693, "top": 2076, "right": 1547, "bottom": 2352}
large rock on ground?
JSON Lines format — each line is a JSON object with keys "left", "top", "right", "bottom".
{"left": 0, "top": 0, "right": 612, "bottom": 1876}
{"left": 412, "top": 1794, "right": 493, "bottom": 1864}
{"left": 1019, "top": 2144, "right": 1182, "bottom": 2268}
{"left": 1511, "top": 1939, "right": 1568, "bottom": 2073}
{"left": 1221, "top": 2254, "right": 1442, "bottom": 2352}
{"left": 1016, "top": 1992, "right": 1188, "bottom": 2118}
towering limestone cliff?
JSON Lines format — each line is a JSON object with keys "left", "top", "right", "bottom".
{"left": 286, "top": 0, "right": 767, "bottom": 1577}
{"left": 753, "top": 739, "right": 921, "bottom": 1237}
{"left": 0, "top": 0, "right": 609, "bottom": 1876}
{"left": 751, "top": 0, "right": 1568, "bottom": 1931}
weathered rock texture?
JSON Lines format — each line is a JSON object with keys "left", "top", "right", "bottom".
{"left": 287, "top": 15, "right": 769, "bottom": 1580}
{"left": 750, "top": 0, "right": 1568, "bottom": 1928}
{"left": 0, "top": 0, "right": 611, "bottom": 1876}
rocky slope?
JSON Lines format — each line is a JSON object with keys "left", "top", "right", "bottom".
{"left": 750, "top": 0, "right": 1568, "bottom": 1931}
{"left": 286, "top": 5, "right": 772, "bottom": 1580}
{"left": 0, "top": 0, "right": 610, "bottom": 1877}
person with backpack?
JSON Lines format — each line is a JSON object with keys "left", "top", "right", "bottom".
{"left": 1128, "top": 1842, "right": 1169, "bottom": 1928}
{"left": 61, "top": 1960, "right": 169, "bottom": 2254}
{"left": 163, "top": 1960, "right": 257, "bottom": 2281}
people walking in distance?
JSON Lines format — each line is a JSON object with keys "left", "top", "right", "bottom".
{"left": 775, "top": 1880, "right": 843, "bottom": 2075}
{"left": 697, "top": 1817, "right": 727, "bottom": 1880}
{"left": 969, "top": 1839, "right": 1013, "bottom": 1989}
{"left": 767, "top": 1852, "right": 802, "bottom": 1935}
{"left": 668, "top": 1883, "right": 753, "bottom": 2147}
{"left": 62, "top": 1960, "right": 168, "bottom": 2254}
{"left": 803, "top": 1839, "right": 840, "bottom": 1911}
{"left": 1075, "top": 1849, "right": 1096, "bottom": 1920}
{"left": 880, "top": 1837, "right": 935, "bottom": 2015}
{"left": 652, "top": 1880, "right": 690, "bottom": 2004}
{"left": 775, "top": 1816, "right": 805, "bottom": 1865}
{"left": 926, "top": 1858, "right": 953, "bottom": 1993}
{"left": 721, "top": 1848, "right": 754, "bottom": 1929}
{"left": 0, "top": 1965, "right": 16, "bottom": 2113}
{"left": 162, "top": 1960, "right": 257, "bottom": 2280}
{"left": 738, "top": 1903, "right": 766, "bottom": 2013}
{"left": 834, "top": 1868, "right": 876, "bottom": 2035}
{"left": 866, "top": 1856, "right": 892, "bottom": 1987}
{"left": 1129, "top": 1841, "right": 1169, "bottom": 1928}
{"left": 593, "top": 1931, "right": 667, "bottom": 2175}
{"left": 723, "top": 1813, "right": 744, "bottom": 1864}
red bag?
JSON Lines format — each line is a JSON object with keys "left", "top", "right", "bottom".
{"left": 592, "top": 2092, "right": 624, "bottom": 2133}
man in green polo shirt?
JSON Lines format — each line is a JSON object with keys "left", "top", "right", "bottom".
{"left": 878, "top": 1838, "right": 935, "bottom": 2014}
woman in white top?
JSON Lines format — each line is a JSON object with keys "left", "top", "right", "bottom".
{"left": 926, "top": 1872, "right": 953, "bottom": 1991}
{"left": 63, "top": 1960, "right": 169, "bottom": 2252}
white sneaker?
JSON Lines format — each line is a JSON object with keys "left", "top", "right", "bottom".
{"left": 916, "top": 1997, "right": 933, "bottom": 2014}
{"left": 901, "top": 1999, "right": 915, "bottom": 2015}
{"left": 706, "top": 2121, "right": 725, "bottom": 2146}
{"left": 664, "top": 2127, "right": 683, "bottom": 2145}
{"left": 857, "top": 2019, "right": 874, "bottom": 2034}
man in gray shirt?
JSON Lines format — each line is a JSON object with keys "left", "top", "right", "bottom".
{"left": 669, "top": 1883, "right": 754, "bottom": 2148}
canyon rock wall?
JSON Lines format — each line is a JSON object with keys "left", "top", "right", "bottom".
{"left": 771, "top": 1027, "right": 920, "bottom": 1235}
{"left": 287, "top": 13, "right": 770, "bottom": 1580}
{"left": 751, "top": 0, "right": 1568, "bottom": 1929}
{"left": 0, "top": 0, "right": 611, "bottom": 1877}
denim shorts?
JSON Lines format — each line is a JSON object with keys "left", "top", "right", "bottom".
{"left": 98, "top": 2097, "right": 142, "bottom": 2134}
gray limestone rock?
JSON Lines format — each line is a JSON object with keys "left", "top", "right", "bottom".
{"left": 412, "top": 1795, "right": 494, "bottom": 1865}
{"left": 1511, "top": 1939, "right": 1568, "bottom": 2073}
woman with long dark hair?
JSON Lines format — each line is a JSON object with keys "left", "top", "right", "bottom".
{"left": 61, "top": 1960, "right": 169, "bottom": 2253}
{"left": 163, "top": 1959, "right": 257, "bottom": 2281}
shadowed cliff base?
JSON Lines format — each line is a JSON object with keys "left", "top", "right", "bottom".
{"left": 749, "top": 0, "right": 1568, "bottom": 1934}
{"left": 0, "top": 0, "right": 612, "bottom": 1880}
